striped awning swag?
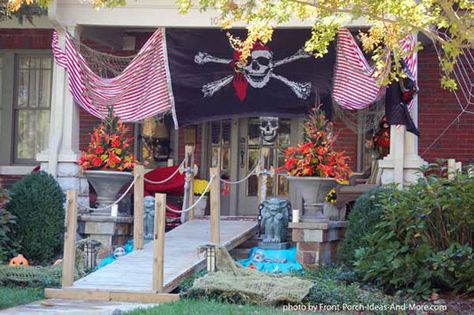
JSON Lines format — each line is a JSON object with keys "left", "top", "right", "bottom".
{"left": 52, "top": 29, "right": 174, "bottom": 122}
{"left": 333, "top": 28, "right": 417, "bottom": 110}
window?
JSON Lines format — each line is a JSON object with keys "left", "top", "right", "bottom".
{"left": 13, "top": 55, "right": 52, "bottom": 163}
{"left": 0, "top": 56, "right": 3, "bottom": 108}
{"left": 209, "top": 120, "right": 231, "bottom": 177}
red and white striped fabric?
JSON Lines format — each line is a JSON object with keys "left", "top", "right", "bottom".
{"left": 52, "top": 29, "right": 174, "bottom": 122}
{"left": 333, "top": 28, "right": 417, "bottom": 110}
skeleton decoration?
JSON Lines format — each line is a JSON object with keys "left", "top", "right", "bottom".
{"left": 113, "top": 247, "right": 126, "bottom": 259}
{"left": 143, "top": 196, "right": 155, "bottom": 241}
{"left": 259, "top": 117, "right": 279, "bottom": 145}
{"left": 194, "top": 41, "right": 312, "bottom": 101}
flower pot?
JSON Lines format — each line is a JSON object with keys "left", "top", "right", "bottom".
{"left": 84, "top": 170, "right": 133, "bottom": 216}
{"left": 287, "top": 176, "right": 337, "bottom": 222}
{"left": 192, "top": 195, "right": 208, "bottom": 217}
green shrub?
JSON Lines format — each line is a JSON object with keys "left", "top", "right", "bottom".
{"left": 301, "top": 265, "right": 409, "bottom": 315}
{"left": 337, "top": 186, "right": 395, "bottom": 265}
{"left": 6, "top": 172, "right": 65, "bottom": 264}
{"left": 0, "top": 187, "right": 18, "bottom": 262}
{"left": 354, "top": 173, "right": 474, "bottom": 297}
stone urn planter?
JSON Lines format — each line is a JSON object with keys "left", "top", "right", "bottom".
{"left": 287, "top": 176, "right": 337, "bottom": 222}
{"left": 84, "top": 170, "right": 133, "bottom": 216}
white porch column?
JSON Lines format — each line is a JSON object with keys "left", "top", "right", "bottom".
{"left": 379, "top": 92, "right": 426, "bottom": 187}
{"left": 379, "top": 37, "right": 426, "bottom": 187}
{"left": 37, "top": 25, "right": 88, "bottom": 203}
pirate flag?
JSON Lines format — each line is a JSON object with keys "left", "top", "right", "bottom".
{"left": 166, "top": 28, "right": 336, "bottom": 127}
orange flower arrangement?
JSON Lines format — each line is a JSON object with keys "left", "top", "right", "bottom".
{"left": 79, "top": 107, "right": 136, "bottom": 171}
{"left": 284, "top": 107, "right": 352, "bottom": 181}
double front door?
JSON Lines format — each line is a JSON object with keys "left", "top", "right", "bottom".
{"left": 206, "top": 117, "right": 301, "bottom": 216}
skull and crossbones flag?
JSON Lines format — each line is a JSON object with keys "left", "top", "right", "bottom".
{"left": 166, "top": 28, "right": 335, "bottom": 127}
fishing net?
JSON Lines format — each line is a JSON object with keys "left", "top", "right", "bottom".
{"left": 333, "top": 100, "right": 386, "bottom": 135}
{"left": 0, "top": 265, "right": 63, "bottom": 287}
{"left": 69, "top": 35, "right": 136, "bottom": 78}
{"left": 0, "top": 247, "right": 88, "bottom": 287}
{"left": 185, "top": 247, "right": 313, "bottom": 305}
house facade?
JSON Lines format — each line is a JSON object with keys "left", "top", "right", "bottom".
{"left": 0, "top": 1, "right": 473, "bottom": 216}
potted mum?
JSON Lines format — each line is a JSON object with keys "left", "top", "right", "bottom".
{"left": 285, "top": 107, "right": 352, "bottom": 222}
{"left": 79, "top": 107, "right": 137, "bottom": 216}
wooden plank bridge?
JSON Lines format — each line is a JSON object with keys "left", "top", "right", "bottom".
{"left": 45, "top": 146, "right": 263, "bottom": 303}
{"left": 45, "top": 158, "right": 261, "bottom": 303}
{"left": 46, "top": 218, "right": 257, "bottom": 302}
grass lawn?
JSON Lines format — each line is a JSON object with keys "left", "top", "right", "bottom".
{"left": 125, "top": 299, "right": 305, "bottom": 315}
{"left": 0, "top": 286, "right": 44, "bottom": 310}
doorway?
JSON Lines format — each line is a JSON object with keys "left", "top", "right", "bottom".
{"left": 205, "top": 117, "right": 301, "bottom": 216}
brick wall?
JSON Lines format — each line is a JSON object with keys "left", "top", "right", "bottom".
{"left": 0, "top": 29, "right": 53, "bottom": 49}
{"left": 418, "top": 47, "right": 474, "bottom": 163}
{"left": 177, "top": 125, "right": 203, "bottom": 167}
{"left": 0, "top": 175, "right": 23, "bottom": 189}
{"left": 333, "top": 119, "right": 358, "bottom": 171}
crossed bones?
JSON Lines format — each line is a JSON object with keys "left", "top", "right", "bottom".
{"left": 194, "top": 48, "right": 313, "bottom": 99}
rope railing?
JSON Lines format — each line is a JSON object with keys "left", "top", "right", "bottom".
{"left": 218, "top": 162, "right": 260, "bottom": 185}
{"left": 78, "top": 174, "right": 139, "bottom": 211}
{"left": 166, "top": 175, "right": 216, "bottom": 214}
{"left": 143, "top": 159, "right": 186, "bottom": 185}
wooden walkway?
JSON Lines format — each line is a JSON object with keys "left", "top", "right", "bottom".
{"left": 46, "top": 218, "right": 257, "bottom": 302}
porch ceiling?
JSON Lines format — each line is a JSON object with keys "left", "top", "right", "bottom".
{"left": 50, "top": 0, "right": 370, "bottom": 28}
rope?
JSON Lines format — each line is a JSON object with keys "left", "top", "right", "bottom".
{"left": 143, "top": 160, "right": 185, "bottom": 185}
{"left": 78, "top": 174, "right": 139, "bottom": 211}
{"left": 219, "top": 163, "right": 260, "bottom": 184}
{"left": 166, "top": 176, "right": 215, "bottom": 214}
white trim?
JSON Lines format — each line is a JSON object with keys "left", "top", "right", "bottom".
{"left": 0, "top": 165, "right": 34, "bottom": 175}
{"left": 0, "top": 16, "right": 54, "bottom": 29}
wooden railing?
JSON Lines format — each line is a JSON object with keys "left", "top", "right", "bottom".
{"left": 61, "top": 157, "right": 222, "bottom": 293}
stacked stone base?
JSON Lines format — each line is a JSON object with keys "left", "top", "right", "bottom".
{"left": 289, "top": 221, "right": 347, "bottom": 267}
{"left": 77, "top": 215, "right": 133, "bottom": 259}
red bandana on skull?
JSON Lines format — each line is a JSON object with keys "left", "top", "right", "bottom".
{"left": 231, "top": 41, "right": 270, "bottom": 101}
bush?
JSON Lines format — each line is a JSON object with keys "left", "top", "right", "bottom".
{"left": 301, "top": 265, "right": 409, "bottom": 315}
{"left": 0, "top": 187, "right": 18, "bottom": 262}
{"left": 354, "top": 173, "right": 474, "bottom": 297}
{"left": 6, "top": 172, "right": 65, "bottom": 264}
{"left": 337, "top": 186, "right": 395, "bottom": 265}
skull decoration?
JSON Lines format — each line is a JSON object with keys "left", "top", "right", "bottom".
{"left": 259, "top": 117, "right": 279, "bottom": 145}
{"left": 113, "top": 247, "right": 126, "bottom": 259}
{"left": 242, "top": 49, "right": 274, "bottom": 88}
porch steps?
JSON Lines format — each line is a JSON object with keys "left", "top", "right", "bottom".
{"left": 45, "top": 218, "right": 258, "bottom": 303}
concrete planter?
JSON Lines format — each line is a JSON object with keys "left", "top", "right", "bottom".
{"left": 84, "top": 170, "right": 133, "bottom": 216}
{"left": 287, "top": 176, "right": 336, "bottom": 222}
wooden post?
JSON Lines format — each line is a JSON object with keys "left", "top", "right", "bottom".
{"left": 209, "top": 167, "right": 221, "bottom": 245}
{"left": 185, "top": 145, "right": 195, "bottom": 221}
{"left": 62, "top": 190, "right": 78, "bottom": 288}
{"left": 133, "top": 165, "right": 145, "bottom": 250}
{"left": 152, "top": 193, "right": 166, "bottom": 293}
